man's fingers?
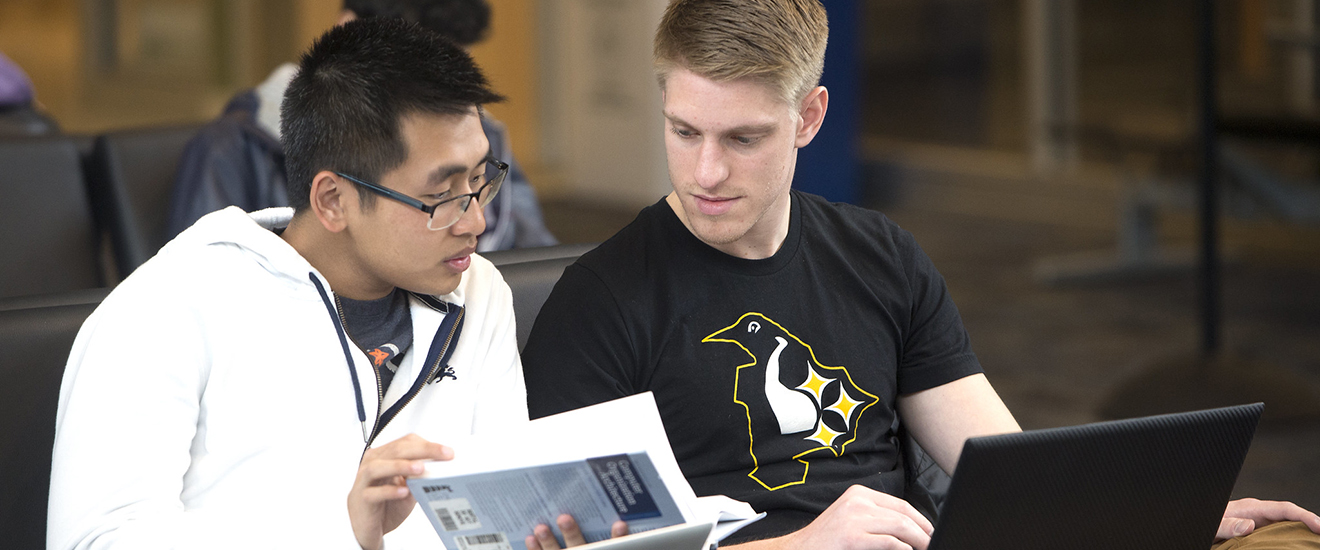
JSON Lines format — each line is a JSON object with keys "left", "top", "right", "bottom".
{"left": 1303, "top": 511, "right": 1320, "bottom": 535}
{"left": 557, "top": 514, "right": 587, "bottom": 546}
{"left": 533, "top": 523, "right": 563, "bottom": 550}
{"left": 857, "top": 486, "right": 935, "bottom": 536}
{"left": 362, "top": 433, "right": 454, "bottom": 462}
{"left": 525, "top": 535, "right": 541, "bottom": 550}
{"left": 866, "top": 534, "right": 915, "bottom": 550}
{"left": 610, "top": 520, "right": 629, "bottom": 539}
{"left": 887, "top": 499, "right": 934, "bottom": 536}
{"left": 1257, "top": 501, "right": 1312, "bottom": 523}
{"left": 1217, "top": 517, "right": 1255, "bottom": 540}
{"left": 1223, "top": 498, "right": 1320, "bottom": 535}
{"left": 865, "top": 514, "right": 931, "bottom": 550}
{"left": 355, "top": 484, "right": 413, "bottom": 505}
{"left": 357, "top": 458, "right": 424, "bottom": 487}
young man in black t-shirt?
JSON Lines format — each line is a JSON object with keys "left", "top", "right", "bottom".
{"left": 521, "top": 1, "right": 1320, "bottom": 549}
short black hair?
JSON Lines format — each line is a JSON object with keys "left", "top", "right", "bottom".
{"left": 342, "top": 0, "right": 491, "bottom": 47}
{"left": 281, "top": 17, "right": 504, "bottom": 212}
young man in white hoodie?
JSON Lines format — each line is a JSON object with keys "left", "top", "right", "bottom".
{"left": 49, "top": 18, "right": 525, "bottom": 550}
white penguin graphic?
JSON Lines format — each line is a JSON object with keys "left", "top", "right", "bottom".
{"left": 764, "top": 336, "right": 818, "bottom": 434}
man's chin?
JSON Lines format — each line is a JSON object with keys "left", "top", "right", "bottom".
{"left": 688, "top": 220, "right": 746, "bottom": 248}
{"left": 401, "top": 275, "right": 462, "bottom": 298}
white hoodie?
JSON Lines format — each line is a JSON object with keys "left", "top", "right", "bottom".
{"left": 48, "top": 207, "right": 528, "bottom": 549}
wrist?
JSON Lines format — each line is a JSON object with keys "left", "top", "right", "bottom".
{"left": 355, "top": 531, "right": 383, "bottom": 550}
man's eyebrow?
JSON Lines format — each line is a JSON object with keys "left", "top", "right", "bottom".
{"left": 663, "top": 112, "right": 776, "bottom": 135}
{"left": 726, "top": 122, "right": 777, "bottom": 135}
{"left": 425, "top": 149, "right": 494, "bottom": 188}
{"left": 426, "top": 164, "right": 470, "bottom": 186}
{"left": 664, "top": 112, "right": 691, "bottom": 127}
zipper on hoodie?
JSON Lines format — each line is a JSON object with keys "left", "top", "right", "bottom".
{"left": 334, "top": 293, "right": 386, "bottom": 418}
{"left": 366, "top": 297, "right": 464, "bottom": 446}
{"left": 309, "top": 273, "right": 466, "bottom": 448}
{"left": 309, "top": 274, "right": 370, "bottom": 442}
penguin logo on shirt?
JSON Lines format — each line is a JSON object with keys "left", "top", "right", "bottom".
{"left": 703, "top": 313, "right": 877, "bottom": 491}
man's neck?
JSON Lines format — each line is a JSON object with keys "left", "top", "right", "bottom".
{"left": 281, "top": 212, "right": 395, "bottom": 300}
{"left": 665, "top": 192, "right": 791, "bottom": 260}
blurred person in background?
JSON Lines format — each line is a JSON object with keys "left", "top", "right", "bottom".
{"left": 165, "top": 0, "right": 557, "bottom": 251}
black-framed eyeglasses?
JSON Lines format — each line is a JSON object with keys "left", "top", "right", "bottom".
{"left": 335, "top": 158, "right": 508, "bottom": 231}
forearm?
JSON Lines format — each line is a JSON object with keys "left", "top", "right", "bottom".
{"left": 897, "top": 373, "right": 1021, "bottom": 473}
{"left": 721, "top": 535, "right": 793, "bottom": 550}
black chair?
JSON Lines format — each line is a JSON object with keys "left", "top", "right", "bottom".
{"left": 86, "top": 125, "right": 201, "bottom": 279}
{"left": 0, "top": 105, "right": 60, "bottom": 138}
{"left": 0, "top": 137, "right": 104, "bottom": 299}
{"left": 0, "top": 295, "right": 103, "bottom": 550}
{"left": 482, "top": 242, "right": 598, "bottom": 266}
{"left": 0, "top": 287, "right": 112, "bottom": 313}
{"left": 487, "top": 244, "right": 595, "bottom": 351}
{"left": 897, "top": 420, "right": 951, "bottom": 523}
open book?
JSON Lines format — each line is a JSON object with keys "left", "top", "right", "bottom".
{"left": 406, "top": 393, "right": 763, "bottom": 550}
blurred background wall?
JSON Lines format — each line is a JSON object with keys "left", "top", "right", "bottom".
{"left": 0, "top": 0, "right": 540, "bottom": 175}
{"left": 8, "top": 0, "right": 1320, "bottom": 209}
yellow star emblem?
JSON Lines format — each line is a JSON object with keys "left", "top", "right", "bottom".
{"left": 795, "top": 364, "right": 835, "bottom": 405}
{"left": 825, "top": 389, "right": 865, "bottom": 430}
{"left": 804, "top": 420, "right": 844, "bottom": 448}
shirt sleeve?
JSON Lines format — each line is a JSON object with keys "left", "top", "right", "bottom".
{"left": 47, "top": 276, "right": 362, "bottom": 550}
{"left": 49, "top": 292, "right": 220, "bottom": 549}
{"left": 522, "top": 263, "right": 638, "bottom": 419}
{"left": 894, "top": 230, "right": 984, "bottom": 395}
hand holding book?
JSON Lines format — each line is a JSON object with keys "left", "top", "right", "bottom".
{"left": 405, "top": 393, "right": 763, "bottom": 550}
{"left": 526, "top": 514, "right": 629, "bottom": 549}
{"left": 349, "top": 434, "right": 455, "bottom": 550}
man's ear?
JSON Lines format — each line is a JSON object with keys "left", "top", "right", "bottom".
{"left": 309, "top": 171, "right": 350, "bottom": 233}
{"left": 794, "top": 86, "right": 829, "bottom": 149}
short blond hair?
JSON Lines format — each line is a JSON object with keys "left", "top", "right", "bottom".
{"left": 654, "top": 0, "right": 828, "bottom": 107}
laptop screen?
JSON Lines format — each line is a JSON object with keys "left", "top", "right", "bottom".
{"left": 929, "top": 403, "right": 1262, "bottom": 550}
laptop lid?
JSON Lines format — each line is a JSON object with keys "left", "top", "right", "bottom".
{"left": 928, "top": 403, "right": 1263, "bottom": 550}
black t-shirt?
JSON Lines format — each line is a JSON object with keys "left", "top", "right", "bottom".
{"left": 522, "top": 191, "right": 982, "bottom": 542}
{"left": 339, "top": 288, "right": 413, "bottom": 394}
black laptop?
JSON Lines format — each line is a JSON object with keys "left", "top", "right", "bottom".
{"left": 928, "top": 403, "right": 1263, "bottom": 550}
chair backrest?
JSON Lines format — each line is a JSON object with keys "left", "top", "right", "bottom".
{"left": 0, "top": 137, "right": 103, "bottom": 299}
{"left": 86, "top": 125, "right": 201, "bottom": 279}
{"left": 481, "top": 242, "right": 598, "bottom": 266}
{"left": 0, "top": 296, "right": 103, "bottom": 550}
{"left": 0, "top": 107, "right": 60, "bottom": 138}
{"left": 485, "top": 243, "right": 595, "bottom": 351}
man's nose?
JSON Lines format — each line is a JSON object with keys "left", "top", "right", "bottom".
{"left": 452, "top": 198, "right": 487, "bottom": 237}
{"left": 694, "top": 142, "right": 729, "bottom": 189}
